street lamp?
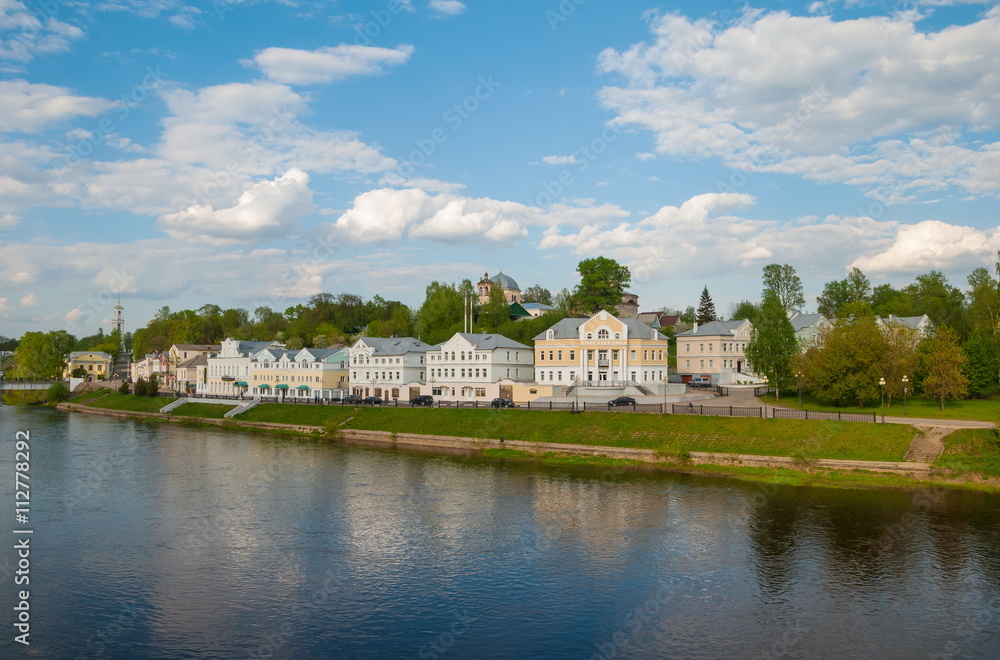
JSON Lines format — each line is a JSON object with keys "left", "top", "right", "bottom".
{"left": 662, "top": 375, "right": 669, "bottom": 414}
{"left": 796, "top": 371, "right": 803, "bottom": 409}
{"left": 761, "top": 375, "right": 769, "bottom": 417}
{"left": 879, "top": 377, "right": 885, "bottom": 422}
{"left": 902, "top": 375, "right": 909, "bottom": 416}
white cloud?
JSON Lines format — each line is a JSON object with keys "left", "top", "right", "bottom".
{"left": 158, "top": 168, "right": 314, "bottom": 244}
{"left": 0, "top": 80, "right": 113, "bottom": 132}
{"left": 598, "top": 10, "right": 1000, "bottom": 198}
{"left": 851, "top": 220, "right": 1000, "bottom": 274}
{"left": 19, "top": 292, "right": 35, "bottom": 306}
{"left": 0, "top": 213, "right": 18, "bottom": 228}
{"left": 0, "top": 1, "right": 84, "bottom": 65}
{"left": 429, "top": 1, "right": 466, "bottom": 17}
{"left": 539, "top": 155, "right": 579, "bottom": 166}
{"left": 252, "top": 44, "right": 414, "bottom": 85}
{"left": 64, "top": 308, "right": 82, "bottom": 323}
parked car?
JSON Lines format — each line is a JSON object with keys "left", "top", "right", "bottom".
{"left": 491, "top": 397, "right": 515, "bottom": 408}
{"left": 608, "top": 396, "right": 636, "bottom": 407}
{"left": 342, "top": 394, "right": 362, "bottom": 404}
{"left": 688, "top": 377, "right": 713, "bottom": 388}
{"left": 411, "top": 395, "right": 434, "bottom": 407}
{"left": 361, "top": 396, "right": 383, "bottom": 405}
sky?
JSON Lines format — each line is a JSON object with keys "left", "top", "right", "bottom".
{"left": 1, "top": 0, "right": 999, "bottom": 340}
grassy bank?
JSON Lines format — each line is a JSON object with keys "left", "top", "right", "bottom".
{"left": 169, "top": 402, "right": 239, "bottom": 419}
{"left": 85, "top": 391, "right": 177, "bottom": 413}
{"left": 2, "top": 390, "right": 49, "bottom": 406}
{"left": 761, "top": 392, "right": 1000, "bottom": 422}
{"left": 935, "top": 428, "right": 1000, "bottom": 478}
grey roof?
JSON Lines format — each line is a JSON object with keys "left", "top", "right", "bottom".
{"left": 68, "top": 351, "right": 112, "bottom": 359}
{"left": 176, "top": 354, "right": 207, "bottom": 369}
{"left": 489, "top": 271, "right": 519, "bottom": 290}
{"left": 675, "top": 320, "right": 749, "bottom": 337}
{"left": 170, "top": 343, "right": 220, "bottom": 351}
{"left": 357, "top": 337, "right": 434, "bottom": 355}
{"left": 522, "top": 302, "right": 555, "bottom": 310}
{"left": 452, "top": 333, "right": 531, "bottom": 350}
{"left": 534, "top": 313, "right": 667, "bottom": 341}
{"left": 297, "top": 347, "right": 349, "bottom": 362}
{"left": 788, "top": 313, "right": 829, "bottom": 332}
{"left": 879, "top": 315, "right": 932, "bottom": 330}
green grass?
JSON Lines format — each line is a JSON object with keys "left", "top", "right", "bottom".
{"left": 75, "top": 397, "right": 916, "bottom": 462}
{"left": 69, "top": 390, "right": 109, "bottom": 404}
{"left": 762, "top": 391, "right": 1000, "bottom": 422}
{"left": 935, "top": 428, "right": 1000, "bottom": 478}
{"left": 2, "top": 390, "right": 48, "bottom": 406}
{"left": 238, "top": 404, "right": 358, "bottom": 426}
{"left": 85, "top": 392, "right": 177, "bottom": 413}
{"left": 322, "top": 407, "right": 915, "bottom": 462}
{"left": 168, "top": 402, "right": 239, "bottom": 419}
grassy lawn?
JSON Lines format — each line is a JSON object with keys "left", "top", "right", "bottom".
{"left": 328, "top": 408, "right": 916, "bottom": 462}
{"left": 761, "top": 391, "right": 999, "bottom": 422}
{"left": 238, "top": 403, "right": 358, "bottom": 426}
{"left": 935, "top": 428, "right": 1000, "bottom": 478}
{"left": 168, "top": 402, "right": 239, "bottom": 419}
{"left": 85, "top": 392, "right": 177, "bottom": 413}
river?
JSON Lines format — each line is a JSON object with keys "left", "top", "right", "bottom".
{"left": 0, "top": 406, "right": 997, "bottom": 659}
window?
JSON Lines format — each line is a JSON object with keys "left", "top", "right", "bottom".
{"left": 612, "top": 350, "right": 619, "bottom": 361}
{"left": 570, "top": 350, "right": 576, "bottom": 360}
{"left": 709, "top": 360, "right": 713, "bottom": 368}
{"left": 708, "top": 343, "right": 713, "bottom": 352}
{"left": 586, "top": 333, "right": 593, "bottom": 339}
{"left": 614, "top": 332, "right": 621, "bottom": 339}
{"left": 539, "top": 351, "right": 545, "bottom": 361}
{"left": 558, "top": 371, "right": 563, "bottom": 381}
{"left": 699, "top": 343, "right": 704, "bottom": 352}
{"left": 685, "top": 360, "right": 690, "bottom": 369}
{"left": 549, "top": 351, "right": 554, "bottom": 361}
{"left": 598, "top": 329, "right": 609, "bottom": 339}
{"left": 475, "top": 388, "right": 486, "bottom": 397}
{"left": 699, "top": 360, "right": 704, "bottom": 368}
{"left": 540, "top": 372, "right": 544, "bottom": 381}
{"left": 630, "top": 350, "right": 636, "bottom": 360}
{"left": 557, "top": 350, "right": 562, "bottom": 360}
{"left": 685, "top": 344, "right": 690, "bottom": 353}
{"left": 643, "top": 350, "right": 648, "bottom": 360}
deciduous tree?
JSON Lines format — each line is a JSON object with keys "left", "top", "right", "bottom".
{"left": 572, "top": 257, "right": 631, "bottom": 314}
{"left": 744, "top": 290, "right": 798, "bottom": 399}
{"left": 921, "top": 326, "right": 968, "bottom": 410}
{"left": 761, "top": 264, "right": 805, "bottom": 313}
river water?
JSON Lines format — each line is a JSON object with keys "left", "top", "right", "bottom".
{"left": 0, "top": 406, "right": 998, "bottom": 659}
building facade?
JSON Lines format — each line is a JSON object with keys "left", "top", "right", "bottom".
{"left": 423, "top": 332, "right": 533, "bottom": 401}
{"left": 200, "top": 338, "right": 284, "bottom": 396}
{"left": 675, "top": 320, "right": 755, "bottom": 385}
{"left": 130, "top": 352, "right": 169, "bottom": 383}
{"left": 250, "top": 347, "right": 350, "bottom": 399}
{"left": 349, "top": 337, "right": 433, "bottom": 401}
{"left": 532, "top": 310, "right": 670, "bottom": 387}
{"left": 65, "top": 351, "right": 113, "bottom": 381}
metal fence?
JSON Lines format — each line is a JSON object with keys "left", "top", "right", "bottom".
{"left": 772, "top": 408, "right": 876, "bottom": 423}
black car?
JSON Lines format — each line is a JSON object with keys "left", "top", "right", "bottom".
{"left": 361, "top": 396, "right": 383, "bottom": 405}
{"left": 608, "top": 396, "right": 636, "bottom": 407}
{"left": 342, "top": 394, "right": 362, "bottom": 404}
{"left": 491, "top": 397, "right": 515, "bottom": 408}
{"left": 411, "top": 395, "right": 434, "bottom": 407}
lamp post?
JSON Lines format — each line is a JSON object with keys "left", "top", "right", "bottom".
{"left": 795, "top": 371, "right": 803, "bottom": 409}
{"left": 879, "top": 377, "right": 885, "bottom": 423}
{"left": 902, "top": 375, "right": 909, "bottom": 416}
{"left": 761, "top": 375, "right": 769, "bottom": 418}
{"left": 662, "top": 375, "right": 669, "bottom": 414}
{"left": 370, "top": 378, "right": 377, "bottom": 402}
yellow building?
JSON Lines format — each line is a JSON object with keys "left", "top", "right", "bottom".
{"left": 532, "top": 310, "right": 670, "bottom": 387}
{"left": 65, "top": 351, "right": 113, "bottom": 381}
{"left": 251, "top": 347, "right": 349, "bottom": 399}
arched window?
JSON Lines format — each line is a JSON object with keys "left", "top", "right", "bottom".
{"left": 546, "top": 330, "right": 554, "bottom": 340}
{"left": 598, "top": 329, "right": 609, "bottom": 339}
{"left": 614, "top": 332, "right": 621, "bottom": 339}
{"left": 586, "top": 333, "right": 593, "bottom": 339}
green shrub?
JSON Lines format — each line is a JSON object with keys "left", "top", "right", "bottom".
{"left": 46, "top": 381, "right": 71, "bottom": 403}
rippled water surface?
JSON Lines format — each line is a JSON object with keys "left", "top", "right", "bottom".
{"left": 0, "top": 406, "right": 998, "bottom": 658}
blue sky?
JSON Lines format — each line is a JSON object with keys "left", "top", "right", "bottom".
{"left": 1, "top": 0, "right": 999, "bottom": 339}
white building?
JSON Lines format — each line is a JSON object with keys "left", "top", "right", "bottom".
{"left": 424, "top": 332, "right": 533, "bottom": 401}
{"left": 675, "top": 320, "right": 755, "bottom": 385}
{"left": 201, "top": 338, "right": 284, "bottom": 396}
{"left": 250, "top": 347, "right": 350, "bottom": 399}
{"left": 349, "top": 337, "right": 433, "bottom": 401}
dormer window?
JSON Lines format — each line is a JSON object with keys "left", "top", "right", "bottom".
{"left": 598, "top": 329, "right": 609, "bottom": 339}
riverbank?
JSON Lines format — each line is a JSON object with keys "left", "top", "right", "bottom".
{"left": 56, "top": 398, "right": 1000, "bottom": 492}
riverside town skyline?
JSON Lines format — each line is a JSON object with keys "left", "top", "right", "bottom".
{"left": 1, "top": 1, "right": 999, "bottom": 339}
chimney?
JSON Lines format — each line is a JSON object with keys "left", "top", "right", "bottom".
{"left": 693, "top": 321, "right": 699, "bottom": 332}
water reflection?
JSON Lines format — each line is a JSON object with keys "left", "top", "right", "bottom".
{"left": 0, "top": 406, "right": 997, "bottom": 659}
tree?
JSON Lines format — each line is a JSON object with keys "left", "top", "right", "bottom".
{"left": 761, "top": 264, "right": 805, "bottom": 313}
{"left": 118, "top": 381, "right": 130, "bottom": 395}
{"left": 881, "top": 321, "right": 920, "bottom": 408}
{"left": 804, "top": 315, "right": 887, "bottom": 407}
{"left": 147, "top": 373, "right": 160, "bottom": 396}
{"left": 416, "top": 281, "right": 466, "bottom": 345}
{"left": 696, "top": 286, "right": 716, "bottom": 324}
{"left": 728, "top": 300, "right": 760, "bottom": 324}
{"left": 744, "top": 290, "right": 798, "bottom": 399}
{"left": 572, "top": 257, "right": 631, "bottom": 314}
{"left": 921, "top": 326, "right": 968, "bottom": 410}
{"left": 13, "top": 330, "right": 76, "bottom": 380}
{"left": 134, "top": 378, "right": 148, "bottom": 396}
{"left": 47, "top": 381, "right": 70, "bottom": 403}
{"left": 904, "top": 270, "right": 968, "bottom": 339}
{"left": 817, "top": 267, "right": 871, "bottom": 317}
{"left": 962, "top": 335, "right": 998, "bottom": 398}
{"left": 522, "top": 285, "right": 553, "bottom": 306}
{"left": 479, "top": 285, "right": 510, "bottom": 332}
{"left": 71, "top": 367, "right": 88, "bottom": 379}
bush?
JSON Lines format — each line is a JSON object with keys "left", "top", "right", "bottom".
{"left": 118, "top": 381, "right": 130, "bottom": 395}
{"left": 134, "top": 378, "right": 148, "bottom": 397}
{"left": 71, "top": 367, "right": 87, "bottom": 378}
{"left": 47, "top": 381, "right": 71, "bottom": 403}
{"left": 147, "top": 374, "right": 159, "bottom": 397}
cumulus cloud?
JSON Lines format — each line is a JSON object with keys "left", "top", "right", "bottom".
{"left": 851, "top": 220, "right": 1000, "bottom": 274}
{"left": 0, "top": 80, "right": 113, "bottom": 132}
{"left": 252, "top": 44, "right": 414, "bottom": 85}
{"left": 429, "top": 1, "right": 466, "bottom": 17}
{"left": 20, "top": 292, "right": 35, "bottom": 306}
{"left": 0, "top": 1, "right": 84, "bottom": 66}
{"left": 0, "top": 213, "right": 18, "bottom": 228}
{"left": 158, "top": 168, "right": 314, "bottom": 243}
{"left": 539, "top": 155, "right": 579, "bottom": 166}
{"left": 598, "top": 9, "right": 1000, "bottom": 198}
